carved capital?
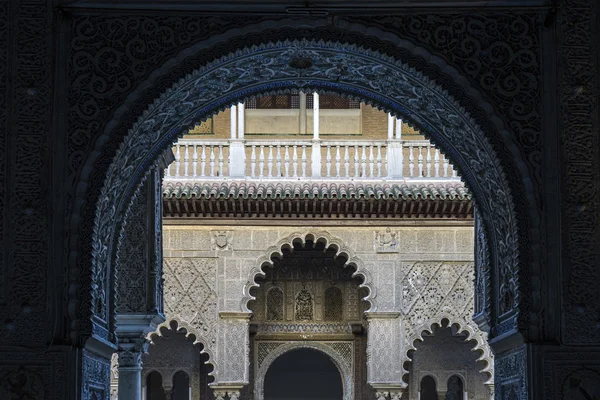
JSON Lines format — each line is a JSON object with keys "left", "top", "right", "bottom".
{"left": 117, "top": 338, "right": 148, "bottom": 368}
{"left": 375, "top": 391, "right": 389, "bottom": 400}
{"left": 213, "top": 390, "right": 227, "bottom": 400}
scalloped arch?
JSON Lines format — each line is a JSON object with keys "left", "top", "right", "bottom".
{"left": 403, "top": 314, "right": 494, "bottom": 385}
{"left": 240, "top": 231, "right": 375, "bottom": 313}
{"left": 148, "top": 318, "right": 218, "bottom": 381}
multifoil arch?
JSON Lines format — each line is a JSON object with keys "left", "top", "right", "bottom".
{"left": 403, "top": 315, "right": 494, "bottom": 385}
{"left": 241, "top": 231, "right": 375, "bottom": 313}
{"left": 148, "top": 318, "right": 218, "bottom": 381}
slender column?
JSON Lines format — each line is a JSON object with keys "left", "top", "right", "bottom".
{"left": 387, "top": 113, "right": 394, "bottom": 140}
{"left": 230, "top": 104, "right": 237, "bottom": 139}
{"left": 313, "top": 92, "right": 319, "bottom": 139}
{"left": 395, "top": 118, "right": 402, "bottom": 140}
{"left": 299, "top": 91, "right": 307, "bottom": 134}
{"left": 310, "top": 92, "right": 321, "bottom": 177}
{"left": 117, "top": 339, "right": 149, "bottom": 400}
{"left": 237, "top": 102, "right": 245, "bottom": 139}
{"left": 229, "top": 103, "right": 246, "bottom": 178}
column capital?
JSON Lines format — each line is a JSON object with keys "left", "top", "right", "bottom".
{"left": 117, "top": 338, "right": 149, "bottom": 369}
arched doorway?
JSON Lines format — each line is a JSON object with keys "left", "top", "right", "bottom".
{"left": 74, "top": 26, "right": 536, "bottom": 399}
{"left": 264, "top": 348, "right": 343, "bottom": 400}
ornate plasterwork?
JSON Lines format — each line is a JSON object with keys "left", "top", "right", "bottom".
{"left": 254, "top": 341, "right": 353, "bottom": 400}
{"left": 76, "top": 34, "right": 532, "bottom": 348}
{"left": 559, "top": 0, "right": 600, "bottom": 345}
{"left": 399, "top": 261, "right": 494, "bottom": 384}
{"left": 241, "top": 231, "right": 375, "bottom": 312}
{"left": 162, "top": 258, "right": 218, "bottom": 349}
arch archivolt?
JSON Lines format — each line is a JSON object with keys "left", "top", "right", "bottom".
{"left": 87, "top": 37, "right": 529, "bottom": 339}
{"left": 403, "top": 314, "right": 494, "bottom": 385}
{"left": 240, "top": 231, "right": 375, "bottom": 313}
{"left": 254, "top": 341, "right": 353, "bottom": 400}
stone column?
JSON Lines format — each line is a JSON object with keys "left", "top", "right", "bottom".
{"left": 237, "top": 102, "right": 245, "bottom": 139}
{"left": 115, "top": 314, "right": 164, "bottom": 400}
{"left": 313, "top": 92, "right": 319, "bottom": 139}
{"left": 387, "top": 113, "right": 394, "bottom": 140}
{"left": 386, "top": 117, "right": 403, "bottom": 179}
{"left": 299, "top": 91, "right": 307, "bottom": 134}
{"left": 230, "top": 104, "right": 237, "bottom": 139}
{"left": 117, "top": 338, "right": 149, "bottom": 400}
{"left": 366, "top": 312, "right": 405, "bottom": 393}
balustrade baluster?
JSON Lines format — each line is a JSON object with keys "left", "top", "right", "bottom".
{"left": 292, "top": 145, "right": 298, "bottom": 177}
{"left": 301, "top": 145, "right": 307, "bottom": 177}
{"left": 326, "top": 145, "right": 332, "bottom": 178}
{"left": 209, "top": 146, "right": 215, "bottom": 177}
{"left": 174, "top": 144, "right": 181, "bottom": 177}
{"left": 408, "top": 144, "right": 415, "bottom": 177}
{"left": 376, "top": 144, "right": 382, "bottom": 177}
{"left": 426, "top": 145, "right": 432, "bottom": 177}
{"left": 335, "top": 145, "right": 341, "bottom": 178}
{"left": 218, "top": 145, "right": 224, "bottom": 177}
{"left": 417, "top": 146, "right": 424, "bottom": 177}
{"left": 192, "top": 144, "right": 198, "bottom": 177}
{"left": 276, "top": 145, "right": 282, "bottom": 177}
{"left": 344, "top": 145, "right": 350, "bottom": 178}
{"left": 250, "top": 145, "right": 257, "bottom": 178}
{"left": 259, "top": 145, "right": 265, "bottom": 178}
{"left": 267, "top": 145, "right": 274, "bottom": 178}
{"left": 434, "top": 149, "right": 440, "bottom": 178}
{"left": 183, "top": 143, "right": 190, "bottom": 177}
{"left": 200, "top": 145, "right": 206, "bottom": 177}
{"left": 284, "top": 146, "right": 291, "bottom": 178}
{"left": 369, "top": 145, "right": 375, "bottom": 177}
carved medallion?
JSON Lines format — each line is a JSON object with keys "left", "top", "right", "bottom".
{"left": 375, "top": 228, "right": 399, "bottom": 253}
{"left": 211, "top": 231, "right": 232, "bottom": 250}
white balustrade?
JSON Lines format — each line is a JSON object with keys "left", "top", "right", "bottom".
{"left": 164, "top": 138, "right": 459, "bottom": 181}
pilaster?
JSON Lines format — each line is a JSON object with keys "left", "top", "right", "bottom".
{"left": 214, "top": 312, "right": 251, "bottom": 386}
{"left": 366, "top": 312, "right": 404, "bottom": 390}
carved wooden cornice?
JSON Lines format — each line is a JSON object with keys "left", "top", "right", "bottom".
{"left": 163, "top": 181, "right": 473, "bottom": 219}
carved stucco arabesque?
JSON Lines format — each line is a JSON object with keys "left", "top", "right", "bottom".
{"left": 156, "top": 228, "right": 494, "bottom": 392}
{"left": 66, "top": 16, "right": 543, "bottom": 352}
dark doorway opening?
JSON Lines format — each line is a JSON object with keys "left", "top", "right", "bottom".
{"left": 264, "top": 348, "right": 343, "bottom": 400}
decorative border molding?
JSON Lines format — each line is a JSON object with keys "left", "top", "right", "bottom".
{"left": 254, "top": 341, "right": 353, "bottom": 400}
